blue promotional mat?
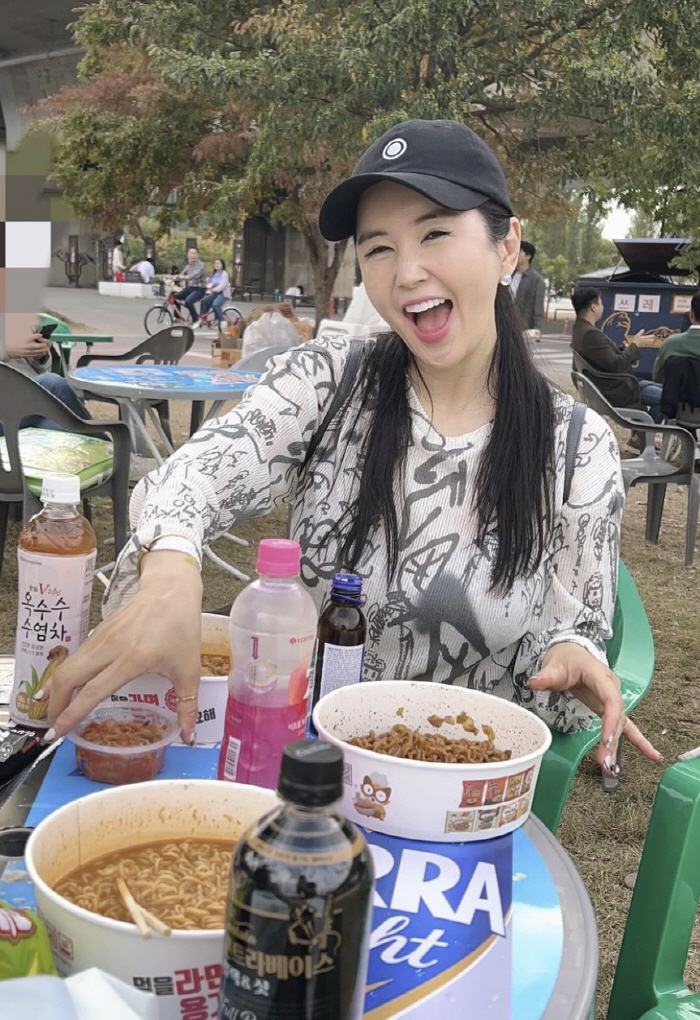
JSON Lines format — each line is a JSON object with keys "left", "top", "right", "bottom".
{"left": 1, "top": 740, "right": 563, "bottom": 1020}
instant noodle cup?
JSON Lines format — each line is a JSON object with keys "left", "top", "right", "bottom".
{"left": 313, "top": 680, "right": 552, "bottom": 842}
{"left": 68, "top": 705, "right": 178, "bottom": 785}
{"left": 104, "top": 613, "right": 229, "bottom": 745}
{"left": 25, "top": 779, "right": 278, "bottom": 1020}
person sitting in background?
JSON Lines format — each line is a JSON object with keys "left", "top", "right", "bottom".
{"left": 172, "top": 248, "right": 207, "bottom": 323}
{"left": 571, "top": 288, "right": 662, "bottom": 443}
{"left": 129, "top": 259, "right": 155, "bottom": 284}
{"left": 653, "top": 292, "right": 700, "bottom": 384}
{"left": 196, "top": 259, "right": 231, "bottom": 329}
{"left": 0, "top": 329, "right": 93, "bottom": 429}
{"left": 512, "top": 241, "right": 546, "bottom": 341}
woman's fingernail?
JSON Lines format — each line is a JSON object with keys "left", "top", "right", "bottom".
{"left": 43, "top": 728, "right": 57, "bottom": 743}
{"left": 33, "top": 690, "right": 47, "bottom": 702}
{"left": 187, "top": 732, "right": 197, "bottom": 748}
{"left": 605, "top": 734, "right": 614, "bottom": 750}
{"left": 604, "top": 754, "right": 613, "bottom": 772}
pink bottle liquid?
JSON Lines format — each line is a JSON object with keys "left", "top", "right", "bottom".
{"left": 217, "top": 539, "right": 318, "bottom": 789}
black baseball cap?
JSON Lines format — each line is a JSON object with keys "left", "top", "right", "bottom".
{"left": 319, "top": 119, "right": 514, "bottom": 243}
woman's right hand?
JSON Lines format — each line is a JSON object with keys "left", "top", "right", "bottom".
{"left": 45, "top": 552, "right": 204, "bottom": 744}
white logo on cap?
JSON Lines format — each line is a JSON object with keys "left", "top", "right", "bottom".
{"left": 382, "top": 138, "right": 407, "bottom": 160}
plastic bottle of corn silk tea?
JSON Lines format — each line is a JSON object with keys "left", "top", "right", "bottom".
{"left": 10, "top": 473, "right": 96, "bottom": 728}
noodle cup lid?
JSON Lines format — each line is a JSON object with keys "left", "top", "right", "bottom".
{"left": 68, "top": 704, "right": 179, "bottom": 755}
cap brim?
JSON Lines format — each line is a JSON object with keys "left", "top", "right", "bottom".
{"left": 319, "top": 172, "right": 497, "bottom": 242}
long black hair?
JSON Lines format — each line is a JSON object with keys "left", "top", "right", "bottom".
{"left": 337, "top": 201, "right": 556, "bottom": 591}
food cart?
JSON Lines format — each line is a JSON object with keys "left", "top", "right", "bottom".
{"left": 576, "top": 238, "right": 697, "bottom": 379}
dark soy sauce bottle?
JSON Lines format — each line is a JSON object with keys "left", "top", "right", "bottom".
{"left": 220, "top": 741, "right": 374, "bottom": 1020}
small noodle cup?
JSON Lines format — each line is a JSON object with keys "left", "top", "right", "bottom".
{"left": 25, "top": 779, "right": 279, "bottom": 1020}
{"left": 68, "top": 705, "right": 179, "bottom": 785}
{"left": 313, "top": 681, "right": 552, "bottom": 842}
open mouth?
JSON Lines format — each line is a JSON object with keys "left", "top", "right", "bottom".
{"left": 404, "top": 298, "right": 453, "bottom": 342}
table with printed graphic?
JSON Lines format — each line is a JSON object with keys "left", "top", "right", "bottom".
{"left": 69, "top": 365, "right": 261, "bottom": 580}
{"left": 70, "top": 365, "right": 260, "bottom": 462}
{"left": 0, "top": 743, "right": 597, "bottom": 1020}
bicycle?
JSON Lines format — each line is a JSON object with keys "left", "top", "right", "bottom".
{"left": 144, "top": 287, "right": 243, "bottom": 337}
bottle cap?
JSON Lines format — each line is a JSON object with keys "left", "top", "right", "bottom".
{"left": 256, "top": 538, "right": 301, "bottom": 577}
{"left": 331, "top": 572, "right": 363, "bottom": 596}
{"left": 40, "top": 472, "right": 81, "bottom": 504}
{"left": 278, "top": 740, "right": 344, "bottom": 807}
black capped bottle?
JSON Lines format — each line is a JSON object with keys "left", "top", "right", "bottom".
{"left": 220, "top": 741, "right": 374, "bottom": 1020}
{"left": 308, "top": 574, "right": 366, "bottom": 732}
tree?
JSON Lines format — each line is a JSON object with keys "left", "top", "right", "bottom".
{"left": 40, "top": 0, "right": 700, "bottom": 324}
{"left": 522, "top": 196, "right": 617, "bottom": 292}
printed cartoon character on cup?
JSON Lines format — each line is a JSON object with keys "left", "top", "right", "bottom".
{"left": 353, "top": 772, "right": 392, "bottom": 820}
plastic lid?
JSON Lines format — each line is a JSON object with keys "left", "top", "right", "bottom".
{"left": 41, "top": 472, "right": 81, "bottom": 504}
{"left": 331, "top": 572, "right": 363, "bottom": 596}
{"left": 278, "top": 740, "right": 344, "bottom": 806}
{"left": 257, "top": 538, "right": 301, "bottom": 577}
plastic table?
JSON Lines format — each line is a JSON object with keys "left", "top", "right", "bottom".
{"left": 70, "top": 365, "right": 260, "bottom": 461}
{"left": 0, "top": 743, "right": 598, "bottom": 1020}
{"left": 69, "top": 365, "right": 261, "bottom": 581}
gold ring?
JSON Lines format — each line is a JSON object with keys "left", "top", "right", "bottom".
{"left": 175, "top": 694, "right": 198, "bottom": 704}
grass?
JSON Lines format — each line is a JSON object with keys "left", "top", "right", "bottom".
{"left": 1, "top": 400, "right": 699, "bottom": 1017}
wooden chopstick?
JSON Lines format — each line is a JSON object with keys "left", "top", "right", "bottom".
{"left": 116, "top": 874, "right": 151, "bottom": 939}
{"left": 115, "top": 868, "right": 172, "bottom": 939}
{"left": 137, "top": 903, "right": 172, "bottom": 937}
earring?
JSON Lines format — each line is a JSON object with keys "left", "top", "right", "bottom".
{"left": 500, "top": 273, "right": 513, "bottom": 287}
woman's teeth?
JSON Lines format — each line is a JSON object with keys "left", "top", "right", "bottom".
{"left": 405, "top": 298, "right": 446, "bottom": 315}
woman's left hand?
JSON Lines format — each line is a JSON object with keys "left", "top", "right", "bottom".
{"left": 529, "top": 642, "right": 662, "bottom": 774}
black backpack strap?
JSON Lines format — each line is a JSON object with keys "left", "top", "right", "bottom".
{"left": 563, "top": 400, "right": 586, "bottom": 504}
{"left": 302, "top": 338, "right": 364, "bottom": 469}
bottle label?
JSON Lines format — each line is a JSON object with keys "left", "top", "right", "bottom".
{"left": 218, "top": 696, "right": 307, "bottom": 789}
{"left": 319, "top": 642, "right": 365, "bottom": 699}
{"left": 11, "top": 549, "right": 96, "bottom": 727}
{"left": 222, "top": 892, "right": 364, "bottom": 1020}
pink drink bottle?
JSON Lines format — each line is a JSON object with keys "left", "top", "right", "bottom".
{"left": 217, "top": 539, "right": 318, "bottom": 789}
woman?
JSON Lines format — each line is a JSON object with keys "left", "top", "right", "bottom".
{"left": 196, "top": 258, "right": 231, "bottom": 328}
{"left": 45, "top": 119, "right": 660, "bottom": 777}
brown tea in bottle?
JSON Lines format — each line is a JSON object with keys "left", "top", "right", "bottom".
{"left": 11, "top": 472, "right": 96, "bottom": 727}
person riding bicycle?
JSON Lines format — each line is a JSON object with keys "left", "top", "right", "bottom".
{"left": 172, "top": 248, "right": 207, "bottom": 323}
{"left": 195, "top": 258, "right": 231, "bottom": 329}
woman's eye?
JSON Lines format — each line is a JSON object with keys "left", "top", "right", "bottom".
{"left": 424, "top": 229, "right": 450, "bottom": 242}
{"left": 365, "top": 245, "right": 391, "bottom": 257}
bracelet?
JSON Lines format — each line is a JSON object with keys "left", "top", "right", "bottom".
{"left": 136, "top": 535, "right": 201, "bottom": 576}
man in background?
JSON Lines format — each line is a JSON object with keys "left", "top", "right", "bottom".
{"left": 571, "top": 287, "right": 661, "bottom": 447}
{"left": 653, "top": 292, "right": 700, "bottom": 383}
{"left": 512, "top": 241, "right": 546, "bottom": 341}
{"left": 172, "top": 247, "right": 207, "bottom": 322}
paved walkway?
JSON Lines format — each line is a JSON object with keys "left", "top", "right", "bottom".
{"left": 42, "top": 286, "right": 574, "bottom": 389}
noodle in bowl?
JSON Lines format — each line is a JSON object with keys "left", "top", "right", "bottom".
{"left": 313, "top": 681, "right": 552, "bottom": 842}
{"left": 25, "top": 780, "right": 279, "bottom": 1020}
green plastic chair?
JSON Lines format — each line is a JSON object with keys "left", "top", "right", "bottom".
{"left": 532, "top": 561, "right": 655, "bottom": 834}
{"left": 606, "top": 756, "right": 700, "bottom": 1020}
{"left": 37, "top": 313, "right": 113, "bottom": 374}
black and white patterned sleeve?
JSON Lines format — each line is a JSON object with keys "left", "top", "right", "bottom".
{"left": 103, "top": 335, "right": 355, "bottom": 615}
{"left": 516, "top": 406, "right": 625, "bottom": 731}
